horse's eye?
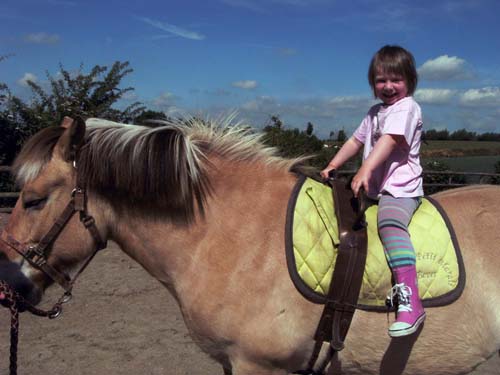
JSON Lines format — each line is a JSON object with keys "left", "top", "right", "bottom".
{"left": 23, "top": 197, "right": 47, "bottom": 210}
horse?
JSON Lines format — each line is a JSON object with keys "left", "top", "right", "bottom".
{"left": 0, "top": 116, "right": 499, "bottom": 375}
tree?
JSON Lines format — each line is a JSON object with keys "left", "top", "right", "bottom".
{"left": 423, "top": 160, "right": 466, "bottom": 194}
{"left": 1, "top": 61, "right": 146, "bottom": 166}
{"left": 0, "top": 56, "right": 19, "bottom": 165}
{"left": 270, "top": 115, "right": 283, "bottom": 129}
{"left": 7, "top": 61, "right": 145, "bottom": 135}
{"left": 449, "top": 128, "right": 476, "bottom": 141}
{"left": 306, "top": 122, "right": 314, "bottom": 136}
{"left": 329, "top": 131, "right": 335, "bottom": 140}
{"left": 424, "top": 129, "right": 449, "bottom": 141}
{"left": 133, "top": 110, "right": 169, "bottom": 126}
{"left": 491, "top": 160, "right": 500, "bottom": 185}
{"left": 337, "top": 129, "right": 347, "bottom": 142}
{"left": 262, "top": 118, "right": 323, "bottom": 161}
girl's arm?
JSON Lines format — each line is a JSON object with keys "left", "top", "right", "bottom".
{"left": 351, "top": 134, "right": 404, "bottom": 196}
{"left": 320, "top": 136, "right": 363, "bottom": 179}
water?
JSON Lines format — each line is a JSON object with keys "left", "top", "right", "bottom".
{"left": 423, "top": 155, "right": 499, "bottom": 173}
{"left": 423, "top": 155, "right": 500, "bottom": 184}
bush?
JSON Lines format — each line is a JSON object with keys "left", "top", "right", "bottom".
{"left": 423, "top": 160, "right": 466, "bottom": 194}
{"left": 491, "top": 160, "right": 500, "bottom": 185}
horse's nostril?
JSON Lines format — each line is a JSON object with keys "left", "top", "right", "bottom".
{"left": 0, "top": 260, "right": 40, "bottom": 305}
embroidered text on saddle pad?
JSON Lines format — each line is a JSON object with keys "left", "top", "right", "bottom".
{"left": 285, "top": 176, "right": 465, "bottom": 310}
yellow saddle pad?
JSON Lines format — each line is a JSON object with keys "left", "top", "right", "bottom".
{"left": 285, "top": 175, "right": 465, "bottom": 310}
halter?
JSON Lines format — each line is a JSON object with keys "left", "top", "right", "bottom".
{"left": 0, "top": 163, "right": 107, "bottom": 310}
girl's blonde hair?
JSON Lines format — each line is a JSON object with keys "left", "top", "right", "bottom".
{"left": 368, "top": 45, "right": 418, "bottom": 97}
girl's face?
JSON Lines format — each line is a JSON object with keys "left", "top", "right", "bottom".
{"left": 374, "top": 70, "right": 408, "bottom": 105}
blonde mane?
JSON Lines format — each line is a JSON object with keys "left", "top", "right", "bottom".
{"left": 14, "top": 116, "right": 306, "bottom": 223}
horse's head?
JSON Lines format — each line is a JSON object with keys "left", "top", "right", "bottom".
{"left": 0, "top": 117, "right": 106, "bottom": 305}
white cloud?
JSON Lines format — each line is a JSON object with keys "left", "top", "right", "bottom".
{"left": 148, "top": 92, "right": 183, "bottom": 113}
{"left": 459, "top": 87, "right": 500, "bottom": 107}
{"left": 241, "top": 95, "right": 278, "bottom": 111}
{"left": 232, "top": 80, "right": 258, "bottom": 89}
{"left": 153, "top": 92, "right": 177, "bottom": 108}
{"left": 17, "top": 72, "right": 38, "bottom": 87}
{"left": 418, "top": 55, "right": 473, "bottom": 81}
{"left": 328, "top": 95, "right": 375, "bottom": 109}
{"left": 414, "top": 89, "right": 456, "bottom": 104}
{"left": 24, "top": 32, "right": 60, "bottom": 44}
{"left": 138, "top": 17, "right": 205, "bottom": 41}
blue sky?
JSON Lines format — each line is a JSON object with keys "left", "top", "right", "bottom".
{"left": 1, "top": 0, "right": 500, "bottom": 138}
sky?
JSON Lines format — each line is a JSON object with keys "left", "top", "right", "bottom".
{"left": 1, "top": 0, "right": 500, "bottom": 138}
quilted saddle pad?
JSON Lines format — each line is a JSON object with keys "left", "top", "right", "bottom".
{"left": 285, "top": 175, "right": 465, "bottom": 311}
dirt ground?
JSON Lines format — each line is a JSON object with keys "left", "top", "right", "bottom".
{"left": 0, "top": 213, "right": 499, "bottom": 375}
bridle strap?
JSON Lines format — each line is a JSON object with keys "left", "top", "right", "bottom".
{"left": 0, "top": 231, "right": 72, "bottom": 291}
{"left": 0, "top": 186, "right": 107, "bottom": 294}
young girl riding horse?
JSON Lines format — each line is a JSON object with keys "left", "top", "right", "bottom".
{"left": 321, "top": 45, "right": 425, "bottom": 337}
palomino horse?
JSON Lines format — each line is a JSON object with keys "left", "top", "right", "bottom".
{"left": 0, "top": 116, "right": 499, "bottom": 375}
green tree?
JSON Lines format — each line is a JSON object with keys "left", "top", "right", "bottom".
{"left": 262, "top": 118, "right": 324, "bottom": 165}
{"left": 423, "top": 160, "right": 466, "bottom": 194}
{"left": 337, "top": 129, "right": 347, "bottom": 142}
{"left": 491, "top": 160, "right": 500, "bottom": 185}
{"left": 1, "top": 61, "right": 145, "bottom": 166}
{"left": 134, "top": 110, "right": 169, "bottom": 125}
{"left": 7, "top": 61, "right": 145, "bottom": 134}
{"left": 449, "top": 128, "right": 477, "bottom": 141}
{"left": 306, "top": 122, "right": 314, "bottom": 136}
{"left": 270, "top": 115, "right": 283, "bottom": 129}
{"left": 424, "top": 129, "right": 449, "bottom": 140}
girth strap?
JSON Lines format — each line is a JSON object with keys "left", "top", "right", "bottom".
{"left": 306, "top": 177, "right": 368, "bottom": 372}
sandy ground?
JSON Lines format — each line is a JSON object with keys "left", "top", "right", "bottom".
{"left": 0, "top": 213, "right": 499, "bottom": 375}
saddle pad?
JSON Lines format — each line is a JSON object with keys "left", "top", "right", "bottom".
{"left": 285, "top": 175, "right": 465, "bottom": 311}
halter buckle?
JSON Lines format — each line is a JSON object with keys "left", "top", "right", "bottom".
{"left": 25, "top": 245, "right": 46, "bottom": 267}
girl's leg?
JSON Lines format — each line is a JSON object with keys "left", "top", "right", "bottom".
{"left": 377, "top": 194, "right": 425, "bottom": 337}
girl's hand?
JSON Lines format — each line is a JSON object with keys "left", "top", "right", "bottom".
{"left": 320, "top": 165, "right": 336, "bottom": 180}
{"left": 351, "top": 165, "right": 371, "bottom": 197}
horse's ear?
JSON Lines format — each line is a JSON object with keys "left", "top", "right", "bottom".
{"left": 56, "top": 116, "right": 86, "bottom": 162}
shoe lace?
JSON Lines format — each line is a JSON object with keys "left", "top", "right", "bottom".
{"left": 387, "top": 283, "right": 413, "bottom": 313}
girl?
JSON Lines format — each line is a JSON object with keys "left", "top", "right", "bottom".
{"left": 320, "top": 45, "right": 425, "bottom": 337}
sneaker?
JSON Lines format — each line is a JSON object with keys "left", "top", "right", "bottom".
{"left": 387, "top": 282, "right": 426, "bottom": 337}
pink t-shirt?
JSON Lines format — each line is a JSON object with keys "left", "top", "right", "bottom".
{"left": 353, "top": 96, "right": 423, "bottom": 199}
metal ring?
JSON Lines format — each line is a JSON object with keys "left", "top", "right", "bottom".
{"left": 61, "top": 292, "right": 72, "bottom": 304}
{"left": 48, "top": 306, "right": 62, "bottom": 319}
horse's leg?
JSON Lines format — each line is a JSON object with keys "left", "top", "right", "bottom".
{"left": 223, "top": 366, "right": 232, "bottom": 375}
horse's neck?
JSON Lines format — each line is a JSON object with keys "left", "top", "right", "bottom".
{"left": 107, "top": 158, "right": 297, "bottom": 293}
{"left": 109, "top": 215, "right": 207, "bottom": 289}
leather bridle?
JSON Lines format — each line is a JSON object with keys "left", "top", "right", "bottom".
{"left": 0, "top": 166, "right": 107, "bottom": 307}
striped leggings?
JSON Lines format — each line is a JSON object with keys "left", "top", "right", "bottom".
{"left": 377, "top": 194, "right": 421, "bottom": 270}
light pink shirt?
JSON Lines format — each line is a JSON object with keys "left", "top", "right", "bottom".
{"left": 353, "top": 96, "right": 423, "bottom": 199}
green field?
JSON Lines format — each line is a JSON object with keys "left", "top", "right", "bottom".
{"left": 422, "top": 141, "right": 500, "bottom": 157}
{"left": 420, "top": 140, "right": 500, "bottom": 175}
{"left": 422, "top": 155, "right": 500, "bottom": 173}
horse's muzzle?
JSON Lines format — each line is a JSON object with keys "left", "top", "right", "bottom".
{"left": 0, "top": 260, "right": 42, "bottom": 306}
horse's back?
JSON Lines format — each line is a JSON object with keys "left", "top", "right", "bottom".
{"left": 431, "top": 185, "right": 500, "bottom": 345}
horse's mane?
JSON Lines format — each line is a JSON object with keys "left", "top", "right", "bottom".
{"left": 13, "top": 116, "right": 306, "bottom": 223}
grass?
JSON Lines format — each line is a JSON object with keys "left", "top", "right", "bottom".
{"left": 421, "top": 141, "right": 500, "bottom": 157}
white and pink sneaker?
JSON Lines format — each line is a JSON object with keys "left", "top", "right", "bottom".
{"left": 387, "top": 266, "right": 426, "bottom": 337}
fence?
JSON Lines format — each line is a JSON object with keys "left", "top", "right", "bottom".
{"left": 1, "top": 166, "right": 499, "bottom": 214}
